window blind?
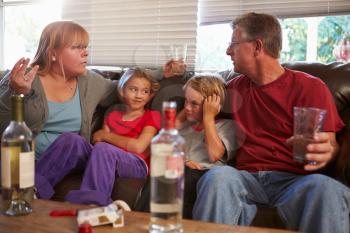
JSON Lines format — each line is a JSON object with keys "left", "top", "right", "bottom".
{"left": 1, "top": 0, "right": 50, "bottom": 5}
{"left": 62, "top": 0, "right": 198, "bottom": 69}
{"left": 199, "top": 0, "right": 350, "bottom": 25}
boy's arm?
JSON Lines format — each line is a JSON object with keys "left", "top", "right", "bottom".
{"left": 92, "top": 125, "right": 158, "bottom": 155}
{"left": 185, "top": 160, "right": 204, "bottom": 170}
{"left": 203, "top": 95, "right": 226, "bottom": 162}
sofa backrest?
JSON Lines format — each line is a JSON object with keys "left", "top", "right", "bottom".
{"left": 5, "top": 62, "right": 342, "bottom": 136}
{"left": 282, "top": 62, "right": 350, "bottom": 128}
{"left": 148, "top": 62, "right": 350, "bottom": 129}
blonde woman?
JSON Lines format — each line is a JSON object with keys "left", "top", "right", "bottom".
{"left": 0, "top": 21, "right": 118, "bottom": 200}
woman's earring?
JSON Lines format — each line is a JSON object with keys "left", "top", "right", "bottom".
{"left": 52, "top": 56, "right": 56, "bottom": 61}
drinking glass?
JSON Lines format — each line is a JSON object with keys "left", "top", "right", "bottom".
{"left": 293, "top": 107, "right": 327, "bottom": 163}
{"left": 169, "top": 44, "right": 187, "bottom": 76}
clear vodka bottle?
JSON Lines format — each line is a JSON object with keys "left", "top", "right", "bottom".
{"left": 149, "top": 101, "right": 185, "bottom": 233}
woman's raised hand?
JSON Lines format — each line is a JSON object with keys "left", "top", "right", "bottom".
{"left": 9, "top": 58, "right": 39, "bottom": 95}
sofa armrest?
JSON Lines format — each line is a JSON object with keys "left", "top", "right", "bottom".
{"left": 335, "top": 128, "right": 350, "bottom": 186}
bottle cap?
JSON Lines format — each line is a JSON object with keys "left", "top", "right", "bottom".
{"left": 78, "top": 222, "right": 92, "bottom": 233}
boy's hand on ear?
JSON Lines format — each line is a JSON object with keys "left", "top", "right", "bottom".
{"left": 203, "top": 94, "right": 221, "bottom": 121}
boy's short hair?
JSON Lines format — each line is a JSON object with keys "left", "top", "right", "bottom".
{"left": 118, "top": 67, "right": 160, "bottom": 96}
{"left": 184, "top": 73, "right": 226, "bottom": 105}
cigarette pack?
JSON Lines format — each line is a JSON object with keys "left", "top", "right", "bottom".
{"left": 77, "top": 203, "right": 124, "bottom": 228}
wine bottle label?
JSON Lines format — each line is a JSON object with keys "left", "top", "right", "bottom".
{"left": 19, "top": 151, "right": 35, "bottom": 188}
{"left": 1, "top": 148, "right": 34, "bottom": 188}
{"left": 1, "top": 147, "right": 20, "bottom": 188}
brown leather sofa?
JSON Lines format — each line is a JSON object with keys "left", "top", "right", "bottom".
{"left": 52, "top": 61, "right": 350, "bottom": 229}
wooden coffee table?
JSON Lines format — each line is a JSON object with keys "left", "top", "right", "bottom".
{"left": 0, "top": 199, "right": 296, "bottom": 233}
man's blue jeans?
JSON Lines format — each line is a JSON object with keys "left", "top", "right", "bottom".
{"left": 193, "top": 166, "right": 350, "bottom": 233}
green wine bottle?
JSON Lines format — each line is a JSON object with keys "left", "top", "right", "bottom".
{"left": 1, "top": 94, "right": 35, "bottom": 216}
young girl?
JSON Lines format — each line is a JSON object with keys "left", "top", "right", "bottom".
{"left": 63, "top": 68, "right": 161, "bottom": 205}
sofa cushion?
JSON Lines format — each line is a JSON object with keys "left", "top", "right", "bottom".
{"left": 150, "top": 76, "right": 187, "bottom": 113}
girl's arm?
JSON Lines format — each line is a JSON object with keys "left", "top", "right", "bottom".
{"left": 92, "top": 124, "right": 158, "bottom": 155}
{"left": 203, "top": 95, "right": 226, "bottom": 162}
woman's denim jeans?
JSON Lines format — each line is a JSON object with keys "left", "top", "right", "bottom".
{"left": 193, "top": 166, "right": 350, "bottom": 233}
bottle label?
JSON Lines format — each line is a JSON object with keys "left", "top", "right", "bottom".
{"left": 151, "top": 143, "right": 184, "bottom": 179}
{"left": 151, "top": 144, "right": 173, "bottom": 177}
{"left": 164, "top": 108, "right": 176, "bottom": 129}
{"left": 1, "top": 148, "right": 34, "bottom": 188}
{"left": 165, "top": 156, "right": 184, "bottom": 179}
{"left": 1, "top": 147, "right": 20, "bottom": 188}
{"left": 152, "top": 144, "right": 173, "bottom": 157}
{"left": 19, "top": 151, "right": 35, "bottom": 188}
{"left": 150, "top": 201, "right": 183, "bottom": 213}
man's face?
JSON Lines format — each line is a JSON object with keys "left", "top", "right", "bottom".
{"left": 226, "top": 27, "right": 256, "bottom": 74}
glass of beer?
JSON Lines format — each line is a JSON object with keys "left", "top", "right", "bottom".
{"left": 169, "top": 44, "right": 187, "bottom": 76}
{"left": 293, "top": 107, "right": 327, "bottom": 163}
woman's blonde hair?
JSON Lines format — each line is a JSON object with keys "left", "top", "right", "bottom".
{"left": 184, "top": 73, "right": 226, "bottom": 105}
{"left": 118, "top": 67, "right": 160, "bottom": 96}
{"left": 31, "top": 21, "right": 89, "bottom": 76}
